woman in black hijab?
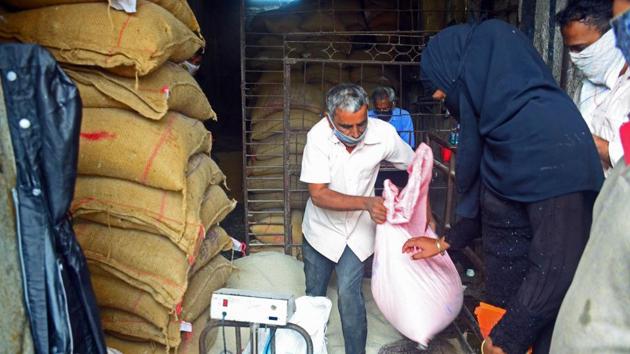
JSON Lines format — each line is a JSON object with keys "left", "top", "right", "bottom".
{"left": 403, "top": 20, "right": 603, "bottom": 354}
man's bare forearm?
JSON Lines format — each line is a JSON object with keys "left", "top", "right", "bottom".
{"left": 309, "top": 186, "right": 371, "bottom": 211}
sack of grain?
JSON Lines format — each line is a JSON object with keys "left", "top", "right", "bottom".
{"left": 181, "top": 255, "right": 233, "bottom": 322}
{"left": 304, "top": 64, "right": 350, "bottom": 84}
{"left": 199, "top": 185, "right": 237, "bottom": 229}
{"left": 251, "top": 110, "right": 322, "bottom": 141}
{"left": 76, "top": 187, "right": 235, "bottom": 259}
{"left": 300, "top": 11, "right": 346, "bottom": 32}
{"left": 65, "top": 63, "right": 215, "bottom": 121}
{"left": 0, "top": 0, "right": 86, "bottom": 8}
{"left": 0, "top": 1, "right": 203, "bottom": 76}
{"left": 250, "top": 210, "right": 304, "bottom": 245}
{"left": 89, "top": 264, "right": 172, "bottom": 329}
{"left": 251, "top": 83, "right": 323, "bottom": 122}
{"left": 75, "top": 222, "right": 189, "bottom": 308}
{"left": 251, "top": 134, "right": 306, "bottom": 160}
{"left": 349, "top": 65, "right": 399, "bottom": 86}
{"left": 78, "top": 108, "right": 211, "bottom": 191}
{"left": 177, "top": 310, "right": 217, "bottom": 354}
{"left": 247, "top": 191, "right": 308, "bottom": 211}
{"left": 101, "top": 308, "right": 181, "bottom": 348}
{"left": 106, "top": 311, "right": 217, "bottom": 354}
{"left": 247, "top": 155, "right": 302, "bottom": 177}
{"left": 263, "top": 10, "right": 302, "bottom": 33}
{"left": 3, "top": 0, "right": 203, "bottom": 35}
{"left": 105, "top": 335, "right": 164, "bottom": 354}
{"left": 190, "top": 225, "right": 234, "bottom": 275}
{"left": 247, "top": 175, "right": 304, "bottom": 192}
{"left": 149, "top": 0, "right": 201, "bottom": 34}
{"left": 73, "top": 154, "right": 231, "bottom": 256}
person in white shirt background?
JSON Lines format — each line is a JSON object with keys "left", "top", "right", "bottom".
{"left": 557, "top": 0, "right": 629, "bottom": 171}
{"left": 299, "top": 83, "right": 414, "bottom": 354}
{"left": 550, "top": 1, "right": 630, "bottom": 351}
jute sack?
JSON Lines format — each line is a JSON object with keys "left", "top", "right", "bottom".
{"left": 0, "top": 0, "right": 86, "bottom": 8}
{"left": 149, "top": 0, "right": 201, "bottom": 34}
{"left": 367, "top": 11, "right": 398, "bottom": 31}
{"left": 349, "top": 65, "right": 399, "bottom": 86}
{"left": 300, "top": 11, "right": 347, "bottom": 32}
{"left": 75, "top": 187, "right": 235, "bottom": 259}
{"left": 262, "top": 10, "right": 302, "bottom": 33}
{"left": 78, "top": 108, "right": 211, "bottom": 191}
{"left": 105, "top": 335, "right": 164, "bottom": 354}
{"left": 251, "top": 83, "right": 323, "bottom": 122}
{"left": 199, "top": 185, "right": 237, "bottom": 230}
{"left": 100, "top": 307, "right": 181, "bottom": 348}
{"left": 251, "top": 70, "right": 305, "bottom": 94}
{"left": 251, "top": 110, "right": 322, "bottom": 141}
{"left": 0, "top": 1, "right": 203, "bottom": 77}
{"left": 106, "top": 313, "right": 218, "bottom": 354}
{"left": 89, "top": 264, "right": 172, "bottom": 330}
{"left": 251, "top": 210, "right": 304, "bottom": 246}
{"left": 177, "top": 310, "right": 217, "bottom": 354}
{"left": 252, "top": 133, "right": 306, "bottom": 159}
{"left": 246, "top": 174, "right": 304, "bottom": 191}
{"left": 304, "top": 64, "right": 350, "bottom": 84}
{"left": 75, "top": 222, "right": 189, "bottom": 308}
{"left": 190, "top": 225, "right": 234, "bottom": 275}
{"left": 181, "top": 255, "right": 233, "bottom": 322}
{"left": 2, "top": 0, "right": 202, "bottom": 34}
{"left": 73, "top": 154, "right": 230, "bottom": 256}
{"left": 247, "top": 155, "right": 303, "bottom": 177}
{"left": 247, "top": 191, "right": 309, "bottom": 211}
{"left": 64, "top": 63, "right": 215, "bottom": 121}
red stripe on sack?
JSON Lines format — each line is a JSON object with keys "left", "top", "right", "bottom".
{"left": 157, "top": 191, "right": 168, "bottom": 222}
{"left": 80, "top": 131, "right": 116, "bottom": 141}
{"left": 139, "top": 114, "right": 176, "bottom": 184}
{"left": 116, "top": 15, "right": 132, "bottom": 49}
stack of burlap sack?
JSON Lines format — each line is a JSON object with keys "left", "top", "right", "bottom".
{"left": 0, "top": 1, "right": 236, "bottom": 352}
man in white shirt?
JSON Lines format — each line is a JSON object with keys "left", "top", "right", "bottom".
{"left": 557, "top": 0, "right": 629, "bottom": 171}
{"left": 300, "top": 84, "right": 414, "bottom": 354}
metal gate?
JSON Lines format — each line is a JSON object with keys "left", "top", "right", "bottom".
{"left": 241, "top": 21, "right": 459, "bottom": 254}
{"left": 240, "top": 2, "right": 481, "bottom": 352}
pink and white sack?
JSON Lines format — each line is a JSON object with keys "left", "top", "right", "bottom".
{"left": 371, "top": 143, "right": 463, "bottom": 348}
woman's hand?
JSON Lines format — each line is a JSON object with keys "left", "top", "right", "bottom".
{"left": 401, "top": 236, "right": 449, "bottom": 259}
{"left": 481, "top": 337, "right": 506, "bottom": 354}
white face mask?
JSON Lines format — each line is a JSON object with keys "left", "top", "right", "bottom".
{"left": 181, "top": 60, "right": 200, "bottom": 76}
{"left": 569, "top": 29, "right": 626, "bottom": 88}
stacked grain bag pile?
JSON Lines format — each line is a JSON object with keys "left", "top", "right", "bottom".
{"left": 0, "top": 1, "right": 235, "bottom": 352}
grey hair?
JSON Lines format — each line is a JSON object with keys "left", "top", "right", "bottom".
{"left": 325, "top": 83, "right": 369, "bottom": 118}
{"left": 371, "top": 86, "right": 396, "bottom": 104}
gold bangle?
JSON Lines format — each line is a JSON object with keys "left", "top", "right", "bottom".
{"left": 435, "top": 237, "right": 445, "bottom": 256}
{"left": 481, "top": 339, "right": 486, "bottom": 354}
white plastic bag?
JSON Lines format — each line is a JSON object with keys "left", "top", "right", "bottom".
{"left": 371, "top": 143, "right": 463, "bottom": 347}
{"left": 245, "top": 296, "right": 332, "bottom": 354}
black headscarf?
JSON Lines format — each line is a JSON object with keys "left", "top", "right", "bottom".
{"left": 421, "top": 20, "right": 603, "bottom": 218}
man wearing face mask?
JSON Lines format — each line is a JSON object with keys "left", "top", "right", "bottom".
{"left": 557, "top": 0, "right": 629, "bottom": 172}
{"left": 368, "top": 86, "right": 415, "bottom": 148}
{"left": 549, "top": 1, "right": 630, "bottom": 352}
{"left": 368, "top": 86, "right": 415, "bottom": 196}
{"left": 300, "top": 83, "right": 414, "bottom": 354}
